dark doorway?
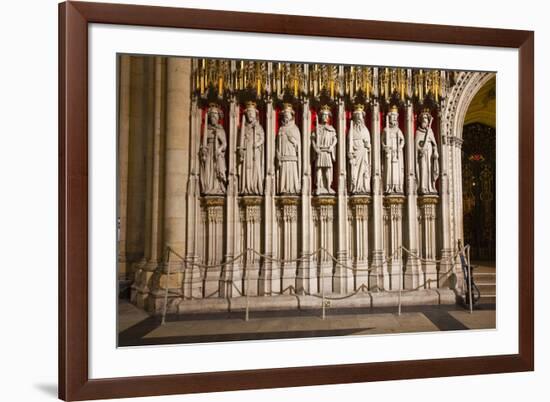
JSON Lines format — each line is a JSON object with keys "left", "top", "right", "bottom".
{"left": 462, "top": 123, "right": 496, "bottom": 261}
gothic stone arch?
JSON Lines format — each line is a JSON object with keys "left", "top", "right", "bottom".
{"left": 440, "top": 71, "right": 495, "bottom": 257}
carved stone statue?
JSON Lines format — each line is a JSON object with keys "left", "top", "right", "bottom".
{"left": 348, "top": 104, "right": 371, "bottom": 194}
{"left": 415, "top": 110, "right": 439, "bottom": 194}
{"left": 312, "top": 105, "right": 337, "bottom": 195}
{"left": 276, "top": 103, "right": 301, "bottom": 195}
{"left": 238, "top": 101, "right": 264, "bottom": 195}
{"left": 199, "top": 103, "right": 227, "bottom": 195}
{"left": 382, "top": 106, "right": 405, "bottom": 194}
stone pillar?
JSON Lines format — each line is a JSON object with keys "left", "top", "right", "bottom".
{"left": 334, "top": 99, "right": 352, "bottom": 293}
{"left": 144, "top": 57, "right": 193, "bottom": 310}
{"left": 297, "top": 100, "right": 316, "bottom": 294}
{"left": 404, "top": 101, "right": 421, "bottom": 289}
{"left": 185, "top": 98, "right": 201, "bottom": 273}
{"left": 128, "top": 56, "right": 155, "bottom": 308}
{"left": 221, "top": 99, "right": 242, "bottom": 297}
{"left": 202, "top": 197, "right": 224, "bottom": 297}
{"left": 383, "top": 195, "right": 405, "bottom": 290}
{"left": 445, "top": 135, "right": 464, "bottom": 288}
{"left": 370, "top": 98, "right": 384, "bottom": 290}
{"left": 314, "top": 197, "right": 336, "bottom": 294}
{"left": 143, "top": 57, "right": 165, "bottom": 269}
{"left": 126, "top": 57, "right": 150, "bottom": 271}
{"left": 164, "top": 58, "right": 191, "bottom": 257}
{"left": 349, "top": 196, "right": 371, "bottom": 289}
{"left": 117, "top": 55, "right": 131, "bottom": 280}
{"left": 278, "top": 197, "right": 299, "bottom": 292}
{"left": 418, "top": 195, "right": 439, "bottom": 288}
{"left": 438, "top": 104, "right": 453, "bottom": 278}
{"left": 241, "top": 197, "right": 262, "bottom": 296}
{"left": 259, "top": 99, "right": 278, "bottom": 295}
{"left": 453, "top": 137, "right": 465, "bottom": 249}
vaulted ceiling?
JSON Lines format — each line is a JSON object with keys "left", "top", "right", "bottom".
{"left": 464, "top": 76, "right": 496, "bottom": 128}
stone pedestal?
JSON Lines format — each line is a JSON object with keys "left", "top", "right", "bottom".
{"left": 383, "top": 195, "right": 405, "bottom": 290}
{"left": 418, "top": 195, "right": 439, "bottom": 288}
{"left": 240, "top": 196, "right": 262, "bottom": 296}
{"left": 349, "top": 196, "right": 371, "bottom": 290}
{"left": 312, "top": 196, "right": 336, "bottom": 294}
{"left": 277, "top": 197, "right": 299, "bottom": 293}
{"left": 201, "top": 197, "right": 224, "bottom": 297}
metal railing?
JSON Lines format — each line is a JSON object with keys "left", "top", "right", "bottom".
{"left": 158, "top": 243, "right": 475, "bottom": 325}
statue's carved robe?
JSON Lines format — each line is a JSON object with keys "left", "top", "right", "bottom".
{"left": 238, "top": 121, "right": 265, "bottom": 195}
{"left": 382, "top": 126, "right": 405, "bottom": 193}
{"left": 276, "top": 122, "right": 301, "bottom": 194}
{"left": 200, "top": 124, "right": 227, "bottom": 195}
{"left": 348, "top": 121, "right": 371, "bottom": 194}
{"left": 415, "top": 127, "right": 439, "bottom": 194}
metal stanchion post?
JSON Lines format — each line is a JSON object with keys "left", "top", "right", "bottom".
{"left": 243, "top": 249, "right": 250, "bottom": 321}
{"left": 245, "top": 262, "right": 250, "bottom": 322}
{"left": 321, "top": 252, "right": 326, "bottom": 320}
{"left": 398, "top": 249, "right": 402, "bottom": 316}
{"left": 467, "top": 245, "right": 473, "bottom": 314}
{"left": 161, "top": 249, "right": 171, "bottom": 326}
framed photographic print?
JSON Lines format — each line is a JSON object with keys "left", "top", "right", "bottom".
{"left": 59, "top": 1, "right": 534, "bottom": 400}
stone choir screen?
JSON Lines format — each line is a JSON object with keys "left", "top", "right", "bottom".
{"left": 117, "top": 55, "right": 496, "bottom": 346}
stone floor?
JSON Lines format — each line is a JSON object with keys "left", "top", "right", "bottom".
{"left": 118, "top": 299, "right": 496, "bottom": 347}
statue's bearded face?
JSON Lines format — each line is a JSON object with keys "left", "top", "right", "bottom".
{"left": 282, "top": 110, "right": 293, "bottom": 125}
{"left": 420, "top": 114, "right": 429, "bottom": 129}
{"left": 319, "top": 110, "right": 330, "bottom": 124}
{"left": 389, "top": 112, "right": 398, "bottom": 127}
{"left": 208, "top": 110, "right": 219, "bottom": 125}
{"left": 245, "top": 108, "right": 256, "bottom": 123}
{"left": 352, "top": 112, "right": 364, "bottom": 124}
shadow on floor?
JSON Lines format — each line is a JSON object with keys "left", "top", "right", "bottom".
{"left": 118, "top": 302, "right": 495, "bottom": 347}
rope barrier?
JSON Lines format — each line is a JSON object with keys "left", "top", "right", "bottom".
{"left": 159, "top": 243, "right": 473, "bottom": 324}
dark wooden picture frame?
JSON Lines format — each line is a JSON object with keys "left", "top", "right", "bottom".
{"left": 59, "top": 1, "right": 534, "bottom": 400}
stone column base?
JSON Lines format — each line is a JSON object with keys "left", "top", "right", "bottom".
{"left": 281, "top": 262, "right": 297, "bottom": 293}
{"left": 404, "top": 258, "right": 421, "bottom": 290}
{"left": 203, "top": 267, "right": 221, "bottom": 298}
{"left": 130, "top": 262, "right": 159, "bottom": 309}
{"left": 318, "top": 262, "right": 333, "bottom": 294}
{"left": 353, "top": 261, "right": 370, "bottom": 290}
{"left": 296, "top": 257, "right": 317, "bottom": 295}
{"left": 258, "top": 260, "right": 276, "bottom": 295}
{"left": 421, "top": 262, "right": 439, "bottom": 289}
{"left": 243, "top": 263, "right": 260, "bottom": 296}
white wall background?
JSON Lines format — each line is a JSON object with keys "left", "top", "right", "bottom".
{"left": 0, "top": 0, "right": 545, "bottom": 401}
